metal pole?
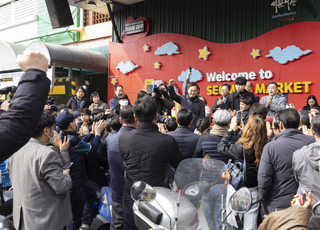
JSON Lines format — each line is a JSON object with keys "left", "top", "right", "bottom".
{"left": 106, "top": 3, "right": 122, "bottom": 43}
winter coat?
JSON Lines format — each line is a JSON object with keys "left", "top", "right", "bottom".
{"left": 0, "top": 69, "right": 50, "bottom": 162}
{"left": 227, "top": 89, "right": 257, "bottom": 111}
{"left": 167, "top": 126, "right": 200, "bottom": 159}
{"left": 258, "top": 128, "right": 315, "bottom": 213}
{"left": 119, "top": 122, "right": 183, "bottom": 210}
{"left": 168, "top": 85, "right": 205, "bottom": 132}
{"left": 66, "top": 95, "right": 90, "bottom": 111}
{"left": 258, "top": 206, "right": 311, "bottom": 230}
{"left": 218, "top": 131, "right": 258, "bottom": 188}
{"left": 293, "top": 142, "right": 320, "bottom": 201}
{"left": 211, "top": 96, "right": 229, "bottom": 113}
{"left": 89, "top": 101, "right": 109, "bottom": 112}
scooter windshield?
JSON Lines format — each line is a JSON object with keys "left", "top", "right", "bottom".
{"left": 173, "top": 157, "right": 227, "bottom": 230}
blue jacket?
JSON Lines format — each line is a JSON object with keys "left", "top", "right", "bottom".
{"left": 106, "top": 126, "right": 135, "bottom": 203}
{"left": 167, "top": 126, "right": 200, "bottom": 159}
{"left": 168, "top": 86, "right": 205, "bottom": 132}
{"left": 65, "top": 131, "right": 101, "bottom": 188}
{"left": 258, "top": 129, "right": 315, "bottom": 213}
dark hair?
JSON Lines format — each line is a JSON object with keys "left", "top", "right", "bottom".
{"left": 133, "top": 95, "right": 157, "bottom": 122}
{"left": 249, "top": 103, "right": 267, "bottom": 120}
{"left": 91, "top": 109, "right": 103, "bottom": 117}
{"left": 110, "top": 115, "right": 122, "bottom": 131}
{"left": 114, "top": 85, "right": 123, "bottom": 92}
{"left": 240, "top": 96, "right": 253, "bottom": 106}
{"left": 118, "top": 94, "right": 128, "bottom": 101}
{"left": 120, "top": 105, "right": 135, "bottom": 124}
{"left": 299, "top": 110, "right": 311, "bottom": 129}
{"left": 165, "top": 117, "right": 177, "bottom": 132}
{"left": 137, "top": 90, "right": 149, "bottom": 99}
{"left": 90, "top": 91, "right": 100, "bottom": 103}
{"left": 235, "top": 77, "right": 247, "bottom": 85}
{"left": 311, "top": 115, "right": 320, "bottom": 137}
{"left": 306, "top": 95, "right": 319, "bottom": 107}
{"left": 312, "top": 106, "right": 320, "bottom": 113}
{"left": 76, "top": 86, "right": 86, "bottom": 95}
{"left": 105, "top": 118, "right": 112, "bottom": 133}
{"left": 268, "top": 82, "right": 278, "bottom": 89}
{"left": 177, "top": 109, "right": 193, "bottom": 126}
{"left": 80, "top": 108, "right": 91, "bottom": 116}
{"left": 273, "top": 111, "right": 282, "bottom": 130}
{"left": 33, "top": 111, "right": 56, "bottom": 138}
{"left": 57, "top": 104, "right": 68, "bottom": 113}
{"left": 196, "top": 118, "right": 210, "bottom": 133}
{"left": 187, "top": 82, "right": 200, "bottom": 91}
{"left": 199, "top": 96, "right": 207, "bottom": 105}
{"left": 222, "top": 83, "right": 231, "bottom": 91}
{"left": 279, "top": 108, "right": 300, "bottom": 129}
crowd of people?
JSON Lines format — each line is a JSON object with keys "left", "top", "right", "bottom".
{"left": 2, "top": 52, "right": 320, "bottom": 230}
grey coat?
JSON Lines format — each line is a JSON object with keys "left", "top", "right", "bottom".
{"left": 7, "top": 138, "right": 72, "bottom": 230}
{"left": 293, "top": 142, "right": 320, "bottom": 201}
{"left": 260, "top": 94, "right": 286, "bottom": 118}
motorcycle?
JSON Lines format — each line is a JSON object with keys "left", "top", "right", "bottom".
{"left": 131, "top": 157, "right": 228, "bottom": 230}
{"left": 90, "top": 174, "right": 112, "bottom": 230}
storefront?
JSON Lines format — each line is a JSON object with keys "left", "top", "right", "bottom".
{"left": 107, "top": 0, "right": 320, "bottom": 110}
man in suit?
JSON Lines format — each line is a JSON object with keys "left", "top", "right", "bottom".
{"left": 211, "top": 84, "right": 231, "bottom": 113}
{"left": 260, "top": 82, "right": 286, "bottom": 118}
{"left": 7, "top": 111, "right": 72, "bottom": 230}
{"left": 227, "top": 77, "right": 257, "bottom": 111}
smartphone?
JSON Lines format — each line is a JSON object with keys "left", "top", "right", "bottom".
{"left": 63, "top": 162, "right": 73, "bottom": 170}
{"left": 236, "top": 111, "right": 242, "bottom": 126}
{"left": 300, "top": 188, "right": 307, "bottom": 205}
{"left": 189, "top": 65, "right": 192, "bottom": 72}
{"left": 61, "top": 131, "right": 68, "bottom": 142}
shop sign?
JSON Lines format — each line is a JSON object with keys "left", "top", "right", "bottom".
{"left": 125, "top": 20, "right": 145, "bottom": 35}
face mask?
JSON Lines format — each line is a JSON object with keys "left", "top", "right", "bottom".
{"left": 120, "top": 100, "right": 129, "bottom": 106}
{"left": 45, "top": 128, "right": 55, "bottom": 145}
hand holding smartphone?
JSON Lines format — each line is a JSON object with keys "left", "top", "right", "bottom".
{"left": 300, "top": 188, "right": 307, "bottom": 205}
{"left": 63, "top": 162, "right": 73, "bottom": 170}
{"left": 236, "top": 111, "right": 242, "bottom": 126}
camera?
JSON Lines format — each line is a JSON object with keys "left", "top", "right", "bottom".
{"left": 0, "top": 85, "right": 17, "bottom": 106}
{"left": 46, "top": 96, "right": 58, "bottom": 112}
{"left": 153, "top": 86, "right": 165, "bottom": 99}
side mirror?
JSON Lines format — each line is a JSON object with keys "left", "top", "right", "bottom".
{"left": 131, "top": 181, "right": 157, "bottom": 202}
{"left": 229, "top": 187, "right": 252, "bottom": 214}
{"left": 312, "top": 201, "right": 320, "bottom": 217}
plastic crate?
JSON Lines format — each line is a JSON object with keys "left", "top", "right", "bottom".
{"left": 1, "top": 172, "right": 11, "bottom": 188}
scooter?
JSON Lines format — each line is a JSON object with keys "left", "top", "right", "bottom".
{"left": 90, "top": 174, "right": 112, "bottom": 230}
{"left": 131, "top": 157, "right": 228, "bottom": 230}
{"left": 220, "top": 186, "right": 269, "bottom": 230}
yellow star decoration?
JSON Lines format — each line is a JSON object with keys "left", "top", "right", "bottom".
{"left": 154, "top": 61, "right": 161, "bottom": 70}
{"left": 198, "top": 46, "right": 211, "bottom": 61}
{"left": 143, "top": 44, "right": 150, "bottom": 52}
{"left": 111, "top": 78, "right": 118, "bottom": 85}
{"left": 250, "top": 49, "right": 260, "bottom": 59}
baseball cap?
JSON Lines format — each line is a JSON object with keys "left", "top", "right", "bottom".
{"left": 56, "top": 111, "right": 79, "bottom": 130}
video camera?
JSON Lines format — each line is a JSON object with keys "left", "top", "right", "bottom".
{"left": 153, "top": 86, "right": 165, "bottom": 99}
{"left": 0, "top": 85, "right": 17, "bottom": 106}
{"left": 46, "top": 96, "right": 58, "bottom": 112}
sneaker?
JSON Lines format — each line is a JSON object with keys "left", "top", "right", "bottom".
{"left": 80, "top": 224, "right": 90, "bottom": 230}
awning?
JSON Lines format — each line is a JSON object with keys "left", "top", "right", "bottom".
{"left": 0, "top": 41, "right": 26, "bottom": 72}
{"left": 26, "top": 41, "right": 108, "bottom": 73}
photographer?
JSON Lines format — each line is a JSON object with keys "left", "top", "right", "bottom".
{"left": 152, "top": 84, "right": 175, "bottom": 117}
{"left": 0, "top": 51, "right": 50, "bottom": 162}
